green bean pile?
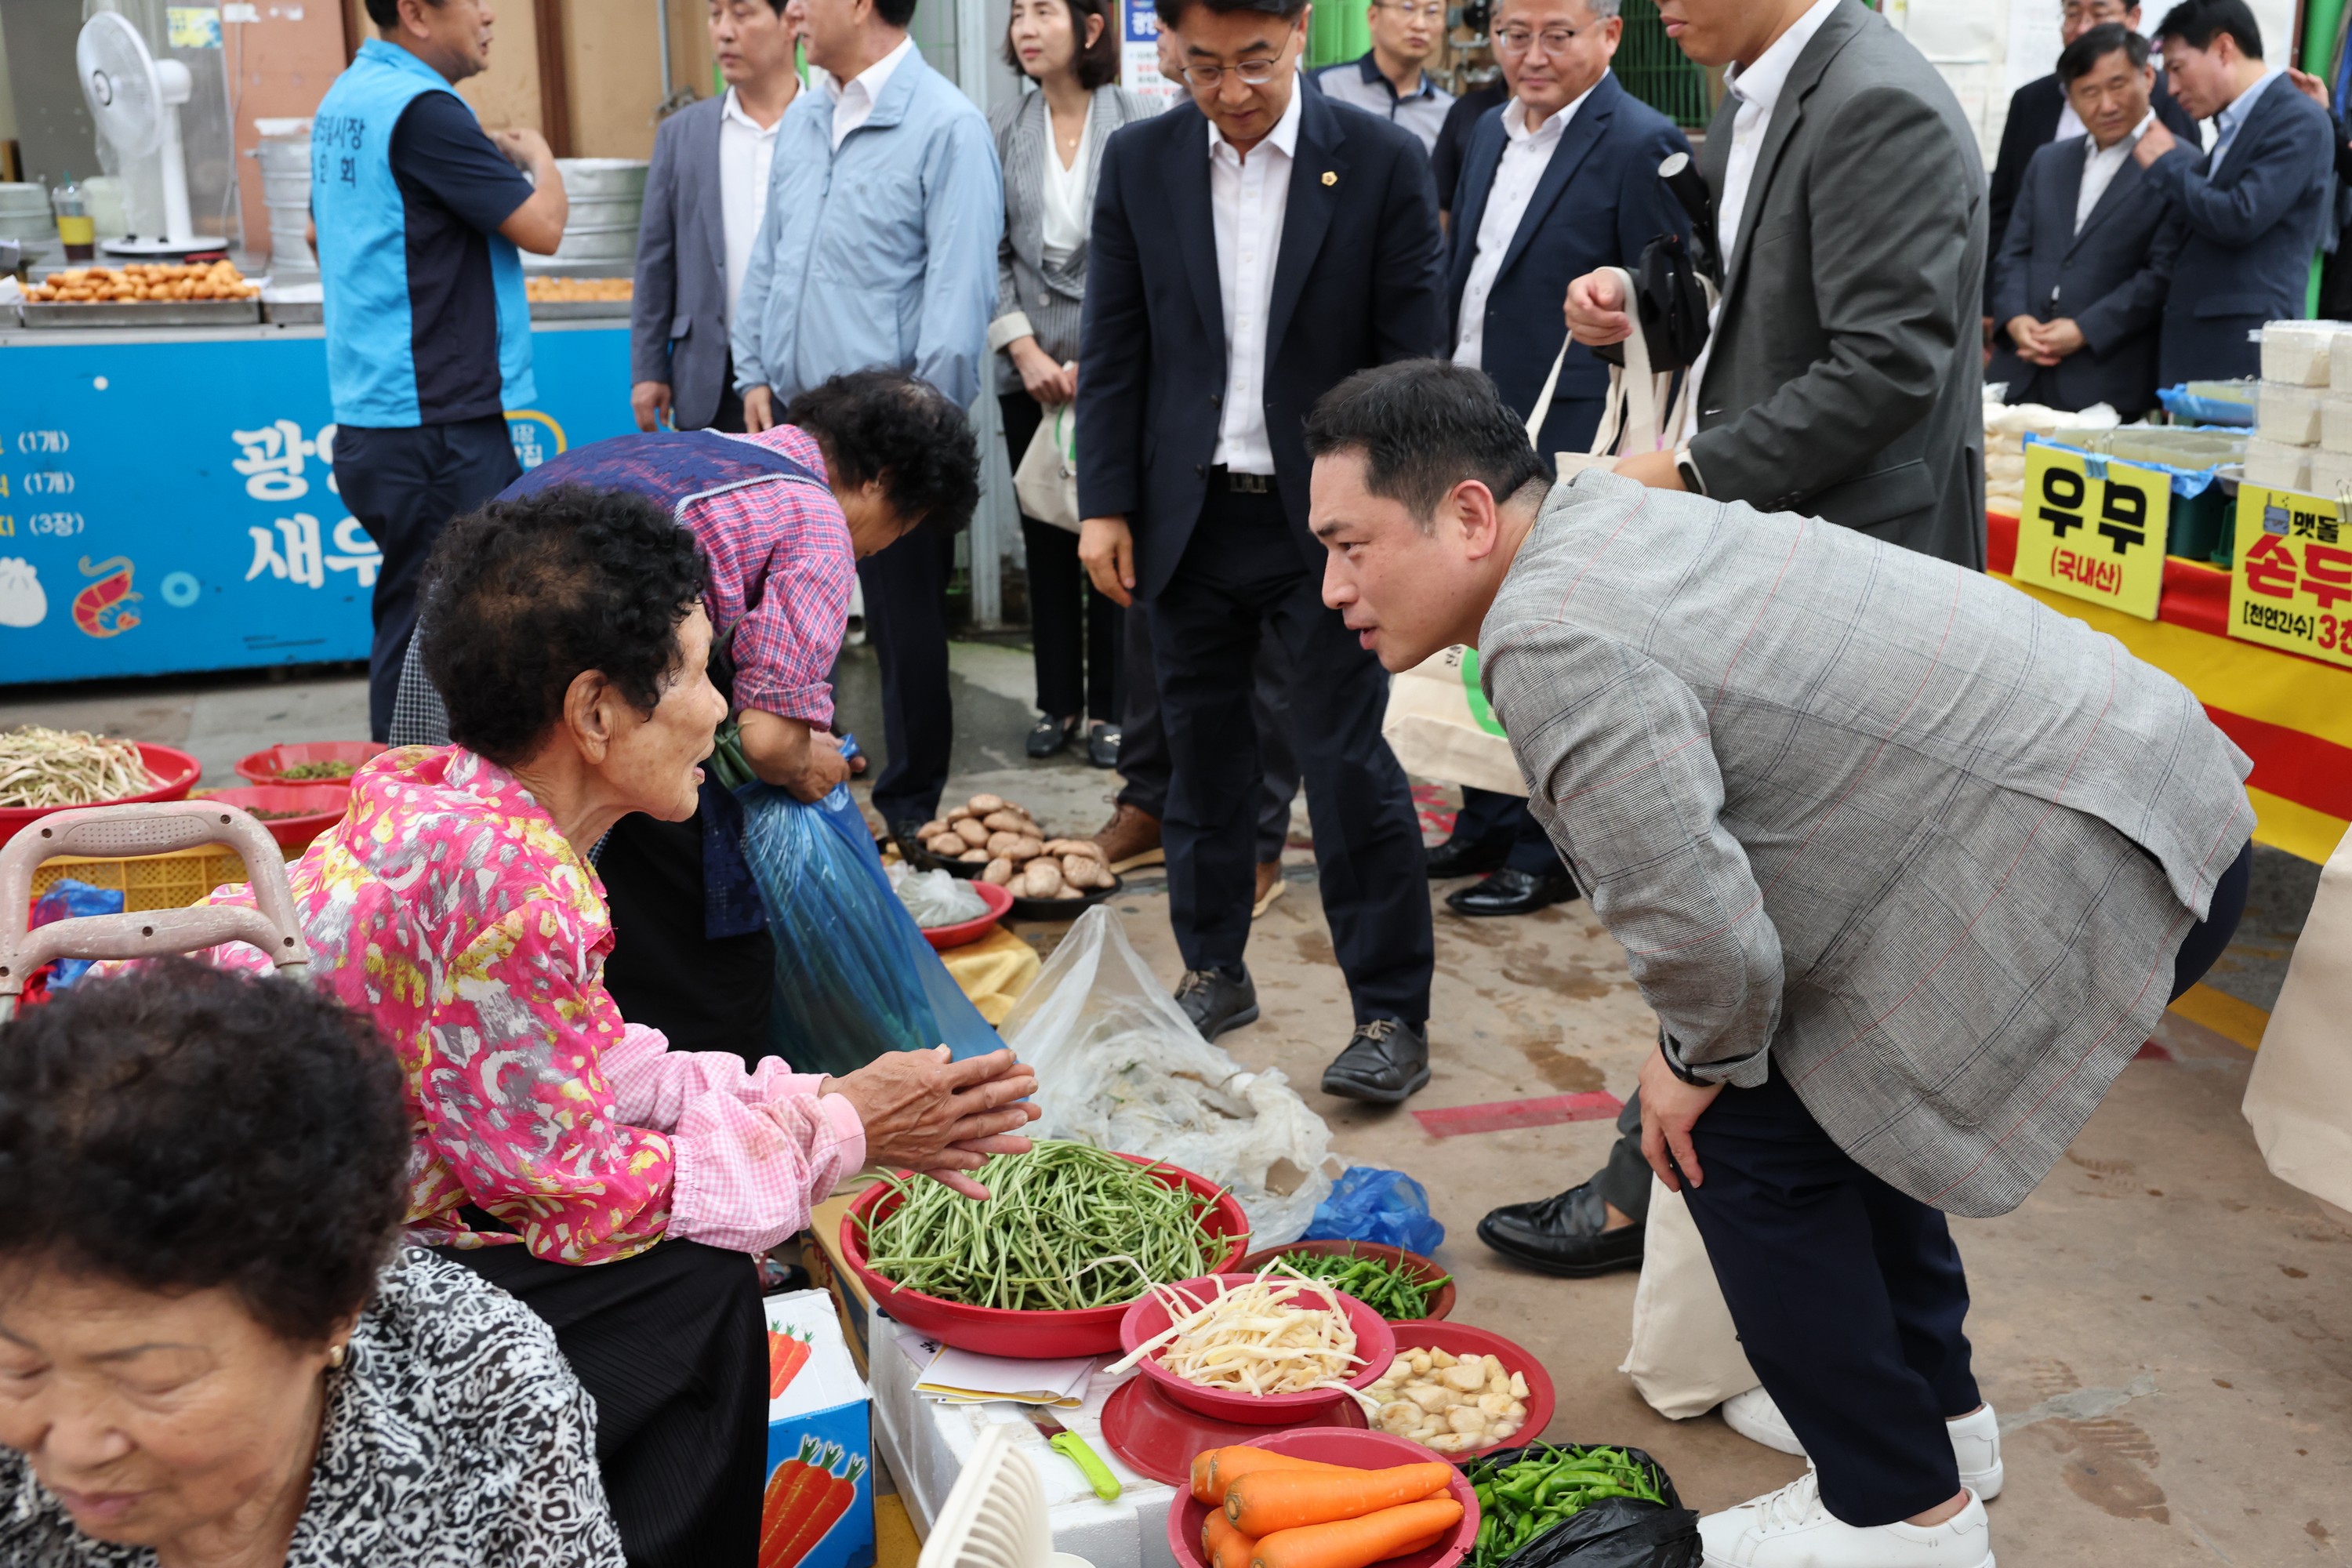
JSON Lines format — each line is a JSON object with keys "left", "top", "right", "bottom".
{"left": 859, "top": 1140, "right": 1231, "bottom": 1311}
{"left": 1267, "top": 1247, "right": 1450, "bottom": 1319}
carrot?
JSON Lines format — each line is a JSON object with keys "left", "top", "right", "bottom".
{"left": 1204, "top": 1510, "right": 1258, "bottom": 1568}
{"left": 768, "top": 1329, "right": 812, "bottom": 1398}
{"left": 760, "top": 1439, "right": 842, "bottom": 1568}
{"left": 1206, "top": 1446, "right": 1355, "bottom": 1501}
{"left": 775, "top": 1454, "right": 867, "bottom": 1568}
{"left": 1249, "top": 1498, "right": 1465, "bottom": 1568}
{"left": 1226, "top": 1464, "right": 1457, "bottom": 1537}
{"left": 1193, "top": 1452, "right": 1222, "bottom": 1506}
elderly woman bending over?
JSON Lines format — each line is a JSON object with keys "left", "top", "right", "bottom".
{"left": 201, "top": 488, "right": 1038, "bottom": 1566}
{"left": 0, "top": 961, "right": 626, "bottom": 1567}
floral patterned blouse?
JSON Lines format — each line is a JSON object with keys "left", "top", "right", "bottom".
{"left": 0, "top": 1249, "right": 625, "bottom": 1567}
{"left": 205, "top": 746, "right": 865, "bottom": 1265}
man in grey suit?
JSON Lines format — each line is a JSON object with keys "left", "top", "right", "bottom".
{"left": 630, "top": 0, "right": 802, "bottom": 433}
{"left": 1566, "top": 0, "right": 1987, "bottom": 568}
{"left": 1305, "top": 360, "right": 2255, "bottom": 1568}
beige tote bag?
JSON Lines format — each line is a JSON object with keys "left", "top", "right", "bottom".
{"left": 1013, "top": 401, "right": 1080, "bottom": 533}
{"left": 2243, "top": 822, "right": 2352, "bottom": 1211}
{"left": 1527, "top": 266, "right": 1705, "bottom": 481}
{"left": 1379, "top": 644, "right": 1527, "bottom": 797}
{"left": 1619, "top": 1176, "right": 1759, "bottom": 1420}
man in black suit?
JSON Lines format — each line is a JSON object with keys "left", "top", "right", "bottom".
{"left": 1986, "top": 0, "right": 2198, "bottom": 279}
{"left": 1076, "top": 0, "right": 1443, "bottom": 1102}
{"left": 1990, "top": 24, "right": 2184, "bottom": 416}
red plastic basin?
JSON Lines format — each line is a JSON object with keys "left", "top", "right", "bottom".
{"left": 1166, "top": 1427, "right": 1481, "bottom": 1568}
{"left": 1120, "top": 1272, "right": 1396, "bottom": 1426}
{"left": 1381, "top": 1321, "right": 1557, "bottom": 1462}
{"left": 234, "top": 740, "right": 387, "bottom": 787}
{"left": 0, "top": 742, "right": 201, "bottom": 848}
{"left": 194, "top": 784, "right": 352, "bottom": 853}
{"left": 839, "top": 1154, "right": 1250, "bottom": 1359}
{"left": 920, "top": 878, "right": 1014, "bottom": 951}
{"left": 1238, "top": 1240, "right": 1457, "bottom": 1321}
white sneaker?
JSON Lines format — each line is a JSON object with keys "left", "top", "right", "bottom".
{"left": 1700, "top": 1471, "right": 1994, "bottom": 1568}
{"left": 1719, "top": 1388, "right": 2005, "bottom": 1501}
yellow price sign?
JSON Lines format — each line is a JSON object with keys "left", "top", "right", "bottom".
{"left": 2227, "top": 484, "right": 2352, "bottom": 670}
{"left": 2013, "top": 445, "right": 2169, "bottom": 621}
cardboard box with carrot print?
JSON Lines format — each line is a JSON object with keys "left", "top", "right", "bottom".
{"left": 762, "top": 1290, "right": 876, "bottom": 1568}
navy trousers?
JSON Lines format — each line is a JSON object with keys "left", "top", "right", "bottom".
{"left": 1450, "top": 786, "right": 1568, "bottom": 877}
{"left": 858, "top": 523, "right": 960, "bottom": 826}
{"left": 1119, "top": 600, "right": 1301, "bottom": 863}
{"left": 332, "top": 414, "right": 520, "bottom": 742}
{"left": 1148, "top": 486, "right": 1432, "bottom": 1023}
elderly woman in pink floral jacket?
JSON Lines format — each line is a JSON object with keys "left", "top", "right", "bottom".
{"left": 207, "top": 481, "right": 1036, "bottom": 1567}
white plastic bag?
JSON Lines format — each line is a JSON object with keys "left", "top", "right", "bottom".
{"left": 1619, "top": 1176, "right": 1756, "bottom": 1419}
{"left": 885, "top": 861, "right": 989, "bottom": 929}
{"left": 1000, "top": 906, "right": 1337, "bottom": 1245}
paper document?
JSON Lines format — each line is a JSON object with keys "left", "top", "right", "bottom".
{"left": 916, "top": 1344, "right": 1099, "bottom": 1407}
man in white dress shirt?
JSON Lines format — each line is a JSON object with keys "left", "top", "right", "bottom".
{"left": 630, "top": 0, "right": 800, "bottom": 434}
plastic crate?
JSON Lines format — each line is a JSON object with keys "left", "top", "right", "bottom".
{"left": 30, "top": 848, "right": 256, "bottom": 913}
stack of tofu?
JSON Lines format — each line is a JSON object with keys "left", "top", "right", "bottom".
{"left": 2249, "top": 321, "right": 2352, "bottom": 495}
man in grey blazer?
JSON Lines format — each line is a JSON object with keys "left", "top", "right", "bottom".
{"left": 630, "top": 0, "right": 801, "bottom": 433}
{"left": 1566, "top": 0, "right": 1988, "bottom": 568}
{"left": 1305, "top": 361, "right": 2254, "bottom": 1568}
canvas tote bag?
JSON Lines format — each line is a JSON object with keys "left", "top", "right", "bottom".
{"left": 1013, "top": 401, "right": 1081, "bottom": 533}
{"left": 1380, "top": 644, "right": 1528, "bottom": 797}
{"left": 1620, "top": 1176, "right": 1759, "bottom": 1419}
{"left": 1528, "top": 265, "right": 1709, "bottom": 481}
{"left": 2242, "top": 821, "right": 2352, "bottom": 1211}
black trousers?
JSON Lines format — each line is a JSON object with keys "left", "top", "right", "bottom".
{"left": 1001, "top": 392, "right": 1121, "bottom": 724}
{"left": 857, "top": 521, "right": 961, "bottom": 826}
{"left": 1450, "top": 786, "right": 1568, "bottom": 877}
{"left": 1150, "top": 485, "right": 1432, "bottom": 1020}
{"left": 1679, "top": 837, "right": 2253, "bottom": 1526}
{"left": 448, "top": 1238, "right": 768, "bottom": 1568}
{"left": 332, "top": 413, "right": 521, "bottom": 742}
{"left": 1120, "top": 599, "right": 1299, "bottom": 862}
{"left": 598, "top": 809, "right": 775, "bottom": 1064}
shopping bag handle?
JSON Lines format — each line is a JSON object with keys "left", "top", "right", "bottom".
{"left": 0, "top": 801, "right": 310, "bottom": 1010}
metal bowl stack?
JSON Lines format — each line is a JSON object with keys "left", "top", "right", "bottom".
{"left": 251, "top": 118, "right": 317, "bottom": 281}
{"left": 546, "top": 158, "right": 648, "bottom": 267}
{"left": 0, "top": 183, "right": 59, "bottom": 266}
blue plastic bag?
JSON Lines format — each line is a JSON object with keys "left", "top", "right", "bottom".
{"left": 29, "top": 879, "right": 125, "bottom": 991}
{"left": 1302, "top": 1166, "right": 1446, "bottom": 1254}
{"left": 738, "top": 758, "right": 1004, "bottom": 1079}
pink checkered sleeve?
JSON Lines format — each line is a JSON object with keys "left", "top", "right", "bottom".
{"left": 601, "top": 1024, "right": 866, "bottom": 1254}
{"left": 691, "top": 426, "right": 857, "bottom": 727}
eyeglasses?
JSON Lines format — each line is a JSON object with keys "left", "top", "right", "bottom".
{"left": 1376, "top": 2, "right": 1449, "bottom": 20}
{"left": 1493, "top": 22, "right": 1588, "bottom": 53}
{"left": 1179, "top": 56, "right": 1285, "bottom": 87}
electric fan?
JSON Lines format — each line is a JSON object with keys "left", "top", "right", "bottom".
{"left": 77, "top": 11, "right": 227, "bottom": 256}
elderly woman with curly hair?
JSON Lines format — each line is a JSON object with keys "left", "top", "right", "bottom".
{"left": 0, "top": 960, "right": 624, "bottom": 1568}
{"left": 194, "top": 419, "right": 1039, "bottom": 1566}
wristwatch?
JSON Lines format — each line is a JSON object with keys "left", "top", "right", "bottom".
{"left": 1673, "top": 445, "right": 1706, "bottom": 496}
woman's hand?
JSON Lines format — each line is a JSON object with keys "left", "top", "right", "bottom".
{"left": 1636, "top": 1041, "right": 1723, "bottom": 1192}
{"left": 1011, "top": 337, "right": 1077, "bottom": 405}
{"left": 826, "top": 1047, "right": 1042, "bottom": 1199}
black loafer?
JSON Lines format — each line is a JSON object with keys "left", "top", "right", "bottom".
{"left": 1087, "top": 722, "right": 1121, "bottom": 770}
{"left": 1446, "top": 866, "right": 1581, "bottom": 918}
{"left": 1426, "top": 834, "right": 1509, "bottom": 879}
{"left": 1026, "top": 716, "right": 1077, "bottom": 759}
{"left": 1476, "top": 1178, "right": 1646, "bottom": 1278}
{"left": 1176, "top": 965, "right": 1258, "bottom": 1040}
{"left": 1321, "top": 1018, "right": 1431, "bottom": 1104}
{"left": 890, "top": 819, "right": 941, "bottom": 866}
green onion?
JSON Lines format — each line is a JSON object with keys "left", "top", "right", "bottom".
{"left": 1269, "top": 1247, "right": 1449, "bottom": 1320}
{"left": 858, "top": 1139, "right": 1232, "bottom": 1312}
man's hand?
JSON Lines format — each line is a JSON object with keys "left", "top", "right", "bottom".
{"left": 1612, "top": 448, "right": 1686, "bottom": 491}
{"left": 2005, "top": 314, "right": 2053, "bottom": 365}
{"left": 1010, "top": 338, "right": 1078, "bottom": 405}
{"left": 742, "top": 385, "right": 776, "bottom": 433}
{"left": 738, "top": 708, "right": 862, "bottom": 801}
{"left": 2288, "top": 66, "right": 2332, "bottom": 109}
{"left": 487, "top": 125, "right": 555, "bottom": 171}
{"left": 1637, "top": 1042, "right": 1724, "bottom": 1192}
{"left": 1079, "top": 514, "right": 1137, "bottom": 607}
{"left": 2038, "top": 318, "right": 2085, "bottom": 360}
{"left": 490, "top": 127, "right": 566, "bottom": 255}
{"left": 824, "top": 1047, "right": 1043, "bottom": 1200}
{"left": 2132, "top": 118, "right": 2179, "bottom": 168}
{"left": 1564, "top": 269, "right": 1634, "bottom": 347}
{"left": 632, "top": 380, "right": 673, "bottom": 433}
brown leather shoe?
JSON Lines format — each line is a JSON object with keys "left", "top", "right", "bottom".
{"left": 1253, "top": 860, "right": 1286, "bottom": 919}
{"left": 1093, "top": 801, "right": 1166, "bottom": 872}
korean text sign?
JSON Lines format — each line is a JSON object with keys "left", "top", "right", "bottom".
{"left": 2228, "top": 484, "right": 2352, "bottom": 670}
{"left": 2014, "top": 443, "right": 2169, "bottom": 622}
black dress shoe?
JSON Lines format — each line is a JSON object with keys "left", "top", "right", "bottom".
{"left": 1027, "top": 715, "right": 1078, "bottom": 758}
{"left": 1446, "top": 866, "right": 1581, "bottom": 918}
{"left": 890, "top": 819, "right": 941, "bottom": 866}
{"left": 1426, "top": 834, "right": 1509, "bottom": 879}
{"left": 1321, "top": 1018, "right": 1430, "bottom": 1104}
{"left": 1087, "top": 722, "right": 1121, "bottom": 770}
{"left": 1477, "top": 1178, "right": 1646, "bottom": 1278}
{"left": 1176, "top": 965, "right": 1258, "bottom": 1040}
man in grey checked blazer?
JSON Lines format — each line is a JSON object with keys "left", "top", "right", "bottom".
{"left": 1305, "top": 362, "right": 2254, "bottom": 1568}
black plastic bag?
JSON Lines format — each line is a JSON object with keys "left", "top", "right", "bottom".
{"left": 1468, "top": 1443, "right": 1700, "bottom": 1568}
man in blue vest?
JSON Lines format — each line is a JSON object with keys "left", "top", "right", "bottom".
{"left": 313, "top": 0, "right": 569, "bottom": 740}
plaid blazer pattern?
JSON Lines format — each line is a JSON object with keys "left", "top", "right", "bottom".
{"left": 1479, "top": 470, "right": 2254, "bottom": 1216}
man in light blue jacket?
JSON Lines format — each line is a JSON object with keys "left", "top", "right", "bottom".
{"left": 735, "top": 0, "right": 1002, "bottom": 837}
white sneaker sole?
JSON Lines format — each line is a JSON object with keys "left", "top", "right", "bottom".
{"left": 1964, "top": 1460, "right": 2004, "bottom": 1502}
{"left": 1722, "top": 1401, "right": 1806, "bottom": 1456}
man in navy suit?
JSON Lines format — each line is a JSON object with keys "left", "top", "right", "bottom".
{"left": 1991, "top": 24, "right": 2184, "bottom": 416}
{"left": 1429, "top": 0, "right": 1690, "bottom": 920}
{"left": 2138, "top": 0, "right": 2335, "bottom": 382}
{"left": 1076, "top": 0, "right": 1444, "bottom": 1102}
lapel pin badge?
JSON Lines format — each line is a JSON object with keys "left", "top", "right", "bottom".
{"left": 1321, "top": 170, "right": 1337, "bottom": 186}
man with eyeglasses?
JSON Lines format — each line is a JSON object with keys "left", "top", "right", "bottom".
{"left": 1309, "top": 0, "right": 1455, "bottom": 152}
{"left": 1076, "top": 0, "right": 1446, "bottom": 1102}
{"left": 1425, "top": 0, "right": 1689, "bottom": 927}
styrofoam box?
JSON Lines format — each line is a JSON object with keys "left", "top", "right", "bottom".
{"left": 2245, "top": 435, "right": 2314, "bottom": 491}
{"left": 2333, "top": 332, "right": 2352, "bottom": 393}
{"left": 2308, "top": 448, "right": 2352, "bottom": 496}
{"left": 2257, "top": 382, "right": 2325, "bottom": 445}
{"left": 2321, "top": 394, "right": 2352, "bottom": 455}
{"left": 2259, "top": 321, "right": 2352, "bottom": 387}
